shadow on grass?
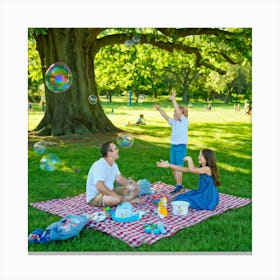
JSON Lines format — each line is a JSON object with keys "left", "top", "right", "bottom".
{"left": 28, "top": 122, "right": 252, "bottom": 252}
{"left": 28, "top": 120, "right": 251, "bottom": 201}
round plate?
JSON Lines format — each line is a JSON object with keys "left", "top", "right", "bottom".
{"left": 88, "top": 212, "right": 107, "bottom": 222}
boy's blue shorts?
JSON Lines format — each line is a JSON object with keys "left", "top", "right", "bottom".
{"left": 170, "top": 144, "right": 187, "bottom": 167}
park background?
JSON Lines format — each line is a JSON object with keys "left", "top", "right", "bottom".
{"left": 0, "top": 0, "right": 277, "bottom": 280}
{"left": 27, "top": 26, "right": 252, "bottom": 252}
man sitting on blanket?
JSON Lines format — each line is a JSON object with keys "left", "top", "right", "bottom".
{"left": 86, "top": 141, "right": 143, "bottom": 207}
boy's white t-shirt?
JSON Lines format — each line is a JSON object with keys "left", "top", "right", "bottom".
{"left": 168, "top": 115, "right": 189, "bottom": 145}
{"left": 86, "top": 157, "right": 121, "bottom": 202}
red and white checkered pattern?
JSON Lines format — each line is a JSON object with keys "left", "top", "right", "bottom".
{"left": 30, "top": 182, "right": 252, "bottom": 247}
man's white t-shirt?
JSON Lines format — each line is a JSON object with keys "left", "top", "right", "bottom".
{"left": 168, "top": 115, "right": 188, "bottom": 145}
{"left": 86, "top": 157, "right": 120, "bottom": 202}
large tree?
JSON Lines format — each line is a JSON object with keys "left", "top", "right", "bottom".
{"left": 30, "top": 28, "right": 251, "bottom": 136}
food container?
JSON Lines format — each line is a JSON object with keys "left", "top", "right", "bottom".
{"left": 172, "top": 201, "right": 190, "bottom": 216}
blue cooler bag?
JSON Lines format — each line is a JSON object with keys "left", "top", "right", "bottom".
{"left": 43, "top": 214, "right": 89, "bottom": 241}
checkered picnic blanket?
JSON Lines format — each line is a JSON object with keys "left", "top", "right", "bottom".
{"left": 30, "top": 182, "right": 252, "bottom": 247}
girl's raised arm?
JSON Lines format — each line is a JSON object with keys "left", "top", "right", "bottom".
{"left": 184, "top": 156, "right": 211, "bottom": 175}
{"left": 156, "top": 160, "right": 190, "bottom": 172}
{"left": 156, "top": 158, "right": 211, "bottom": 175}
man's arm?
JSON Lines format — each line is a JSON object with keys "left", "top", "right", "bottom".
{"left": 116, "top": 174, "right": 137, "bottom": 187}
{"left": 96, "top": 180, "right": 118, "bottom": 196}
{"left": 116, "top": 175, "right": 140, "bottom": 201}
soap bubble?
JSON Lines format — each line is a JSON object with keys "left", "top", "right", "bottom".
{"left": 88, "top": 95, "right": 98, "bottom": 105}
{"left": 116, "top": 133, "right": 134, "bottom": 148}
{"left": 45, "top": 62, "right": 73, "bottom": 93}
{"left": 39, "top": 153, "right": 60, "bottom": 171}
{"left": 125, "top": 36, "right": 140, "bottom": 48}
{"left": 34, "top": 142, "right": 46, "bottom": 155}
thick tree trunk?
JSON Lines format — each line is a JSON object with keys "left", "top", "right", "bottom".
{"left": 34, "top": 28, "right": 121, "bottom": 136}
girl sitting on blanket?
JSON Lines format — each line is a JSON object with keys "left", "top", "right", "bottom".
{"left": 156, "top": 149, "right": 220, "bottom": 210}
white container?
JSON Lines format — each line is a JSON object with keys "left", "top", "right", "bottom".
{"left": 172, "top": 201, "right": 190, "bottom": 216}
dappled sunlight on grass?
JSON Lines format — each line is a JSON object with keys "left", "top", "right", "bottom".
{"left": 28, "top": 100, "right": 252, "bottom": 252}
{"left": 28, "top": 112, "right": 44, "bottom": 131}
{"left": 26, "top": 88, "right": 255, "bottom": 254}
{"left": 226, "top": 150, "right": 251, "bottom": 160}
{"left": 187, "top": 121, "right": 251, "bottom": 161}
{"left": 132, "top": 134, "right": 169, "bottom": 145}
{"left": 29, "top": 99, "right": 251, "bottom": 197}
{"left": 218, "top": 162, "right": 251, "bottom": 174}
{"left": 29, "top": 98, "right": 252, "bottom": 132}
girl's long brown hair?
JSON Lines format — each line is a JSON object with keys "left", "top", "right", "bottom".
{"left": 201, "top": 149, "right": 220, "bottom": 186}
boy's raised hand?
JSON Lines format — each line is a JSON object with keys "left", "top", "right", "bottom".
{"left": 169, "top": 90, "right": 176, "bottom": 100}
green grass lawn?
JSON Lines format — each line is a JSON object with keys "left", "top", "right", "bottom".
{"left": 28, "top": 96, "right": 252, "bottom": 252}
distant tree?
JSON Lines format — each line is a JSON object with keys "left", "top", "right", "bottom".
{"left": 160, "top": 51, "right": 199, "bottom": 103}
{"left": 28, "top": 39, "right": 43, "bottom": 102}
{"left": 227, "top": 63, "right": 252, "bottom": 102}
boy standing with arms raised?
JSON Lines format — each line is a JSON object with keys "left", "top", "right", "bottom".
{"left": 153, "top": 90, "right": 189, "bottom": 194}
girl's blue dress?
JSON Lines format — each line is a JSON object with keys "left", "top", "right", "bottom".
{"left": 174, "top": 174, "right": 219, "bottom": 210}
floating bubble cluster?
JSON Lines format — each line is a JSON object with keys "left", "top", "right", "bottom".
{"left": 45, "top": 62, "right": 73, "bottom": 93}
{"left": 124, "top": 36, "right": 140, "bottom": 48}
{"left": 39, "top": 153, "right": 61, "bottom": 171}
{"left": 132, "top": 36, "right": 140, "bottom": 44}
{"left": 116, "top": 133, "right": 134, "bottom": 148}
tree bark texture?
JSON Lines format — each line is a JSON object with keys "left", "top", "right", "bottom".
{"left": 34, "top": 28, "right": 121, "bottom": 136}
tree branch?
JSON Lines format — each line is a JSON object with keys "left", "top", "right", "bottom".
{"left": 97, "top": 34, "right": 202, "bottom": 62}
{"left": 96, "top": 31, "right": 229, "bottom": 74}
{"left": 158, "top": 28, "right": 232, "bottom": 38}
{"left": 199, "top": 61, "right": 226, "bottom": 75}
{"left": 214, "top": 51, "right": 238, "bottom": 64}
